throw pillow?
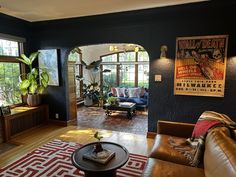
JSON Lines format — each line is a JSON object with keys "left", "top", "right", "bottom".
{"left": 128, "top": 88, "right": 140, "bottom": 98}
{"left": 111, "top": 87, "right": 117, "bottom": 97}
{"left": 140, "top": 87, "right": 146, "bottom": 97}
{"left": 116, "top": 88, "right": 125, "bottom": 97}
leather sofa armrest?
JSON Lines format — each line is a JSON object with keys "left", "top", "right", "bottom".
{"left": 157, "top": 120, "right": 195, "bottom": 138}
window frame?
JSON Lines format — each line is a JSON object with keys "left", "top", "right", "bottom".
{"left": 100, "top": 50, "right": 149, "bottom": 88}
{"left": 0, "top": 39, "right": 25, "bottom": 107}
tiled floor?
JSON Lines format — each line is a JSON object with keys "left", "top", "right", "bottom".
{"left": 75, "top": 106, "right": 148, "bottom": 135}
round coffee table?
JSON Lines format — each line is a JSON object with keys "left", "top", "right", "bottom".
{"left": 71, "top": 142, "right": 129, "bottom": 177}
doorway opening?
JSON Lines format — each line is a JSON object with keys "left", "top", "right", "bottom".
{"left": 67, "top": 43, "right": 149, "bottom": 135}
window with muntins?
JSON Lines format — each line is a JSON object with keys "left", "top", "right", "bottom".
{"left": 0, "top": 38, "right": 23, "bottom": 106}
{"left": 101, "top": 51, "right": 149, "bottom": 88}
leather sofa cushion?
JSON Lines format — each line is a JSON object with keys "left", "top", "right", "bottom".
{"left": 149, "top": 134, "right": 193, "bottom": 166}
{"left": 204, "top": 127, "right": 236, "bottom": 177}
{"left": 141, "top": 158, "right": 205, "bottom": 177}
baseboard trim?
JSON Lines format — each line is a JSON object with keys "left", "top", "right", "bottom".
{"left": 47, "top": 119, "right": 77, "bottom": 126}
{"left": 47, "top": 119, "right": 68, "bottom": 126}
{"left": 146, "top": 132, "right": 157, "bottom": 139}
{"left": 67, "top": 119, "right": 77, "bottom": 125}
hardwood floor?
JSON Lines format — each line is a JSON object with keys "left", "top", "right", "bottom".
{"left": 0, "top": 124, "right": 154, "bottom": 168}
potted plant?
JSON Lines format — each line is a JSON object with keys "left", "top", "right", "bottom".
{"left": 17, "top": 52, "right": 49, "bottom": 106}
{"left": 82, "top": 82, "right": 100, "bottom": 106}
{"left": 93, "top": 131, "right": 104, "bottom": 153}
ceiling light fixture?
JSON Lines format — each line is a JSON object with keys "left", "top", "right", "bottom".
{"left": 109, "top": 44, "right": 141, "bottom": 52}
{"left": 134, "top": 46, "right": 139, "bottom": 52}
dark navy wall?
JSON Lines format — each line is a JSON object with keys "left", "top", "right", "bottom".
{"left": 0, "top": 13, "right": 32, "bottom": 54}
{"left": 32, "top": 1, "right": 236, "bottom": 131}
{"left": 3, "top": 2, "right": 236, "bottom": 132}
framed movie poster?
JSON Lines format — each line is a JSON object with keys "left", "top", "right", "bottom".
{"left": 174, "top": 35, "right": 228, "bottom": 97}
{"left": 38, "top": 49, "right": 59, "bottom": 86}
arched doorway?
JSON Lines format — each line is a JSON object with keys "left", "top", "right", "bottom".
{"left": 67, "top": 43, "right": 149, "bottom": 135}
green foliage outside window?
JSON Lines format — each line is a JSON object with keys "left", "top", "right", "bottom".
{"left": 0, "top": 62, "right": 22, "bottom": 106}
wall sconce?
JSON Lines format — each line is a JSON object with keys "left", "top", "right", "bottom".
{"left": 160, "top": 45, "right": 168, "bottom": 59}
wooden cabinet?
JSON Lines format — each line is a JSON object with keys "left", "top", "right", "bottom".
{"left": 1, "top": 104, "right": 49, "bottom": 142}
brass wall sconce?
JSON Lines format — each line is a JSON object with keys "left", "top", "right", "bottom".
{"left": 160, "top": 45, "right": 168, "bottom": 59}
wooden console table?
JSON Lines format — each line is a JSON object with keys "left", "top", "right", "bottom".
{"left": 0, "top": 104, "right": 49, "bottom": 142}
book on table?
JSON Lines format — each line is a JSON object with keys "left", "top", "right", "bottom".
{"left": 83, "top": 149, "right": 115, "bottom": 164}
{"left": 119, "top": 102, "right": 134, "bottom": 107}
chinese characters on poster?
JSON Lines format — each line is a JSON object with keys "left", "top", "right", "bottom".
{"left": 174, "top": 35, "right": 228, "bottom": 97}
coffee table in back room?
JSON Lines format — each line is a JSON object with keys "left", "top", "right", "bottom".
{"left": 71, "top": 142, "right": 129, "bottom": 177}
{"left": 103, "top": 102, "right": 136, "bottom": 118}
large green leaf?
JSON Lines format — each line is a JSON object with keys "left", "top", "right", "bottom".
{"left": 38, "top": 86, "right": 45, "bottom": 94}
{"left": 29, "top": 52, "right": 39, "bottom": 63}
{"left": 20, "top": 88, "right": 28, "bottom": 96}
{"left": 29, "top": 80, "right": 38, "bottom": 94}
{"left": 41, "top": 72, "right": 49, "bottom": 82}
{"left": 31, "top": 68, "right": 38, "bottom": 77}
{"left": 27, "top": 73, "right": 36, "bottom": 81}
{"left": 20, "top": 54, "right": 31, "bottom": 65}
{"left": 19, "top": 79, "right": 30, "bottom": 89}
{"left": 16, "top": 58, "right": 30, "bottom": 65}
{"left": 41, "top": 79, "right": 48, "bottom": 88}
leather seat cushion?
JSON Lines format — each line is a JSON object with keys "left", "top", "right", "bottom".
{"left": 149, "top": 134, "right": 193, "bottom": 166}
{"left": 204, "top": 127, "right": 236, "bottom": 177}
{"left": 141, "top": 158, "right": 205, "bottom": 177}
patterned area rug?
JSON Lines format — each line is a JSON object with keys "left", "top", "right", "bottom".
{"left": 0, "top": 139, "right": 147, "bottom": 177}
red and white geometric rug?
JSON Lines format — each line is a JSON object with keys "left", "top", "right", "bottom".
{"left": 0, "top": 139, "right": 147, "bottom": 177}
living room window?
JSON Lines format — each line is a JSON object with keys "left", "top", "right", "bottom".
{"left": 120, "top": 64, "right": 135, "bottom": 87}
{"left": 0, "top": 38, "right": 23, "bottom": 106}
{"left": 101, "top": 51, "right": 149, "bottom": 88}
{"left": 68, "top": 49, "right": 84, "bottom": 102}
{"left": 102, "top": 64, "right": 117, "bottom": 87}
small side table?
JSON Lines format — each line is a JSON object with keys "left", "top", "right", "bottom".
{"left": 71, "top": 142, "right": 129, "bottom": 177}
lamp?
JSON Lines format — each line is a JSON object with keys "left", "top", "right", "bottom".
{"left": 160, "top": 45, "right": 168, "bottom": 59}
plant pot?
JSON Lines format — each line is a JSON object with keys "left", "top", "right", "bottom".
{"left": 84, "top": 95, "right": 93, "bottom": 106}
{"left": 27, "top": 94, "right": 41, "bottom": 106}
{"left": 93, "top": 142, "right": 103, "bottom": 153}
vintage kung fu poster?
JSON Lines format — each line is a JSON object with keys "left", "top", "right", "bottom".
{"left": 174, "top": 35, "right": 228, "bottom": 97}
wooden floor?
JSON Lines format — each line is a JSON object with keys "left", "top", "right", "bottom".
{"left": 0, "top": 124, "right": 155, "bottom": 168}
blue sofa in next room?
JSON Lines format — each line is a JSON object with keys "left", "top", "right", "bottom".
{"left": 108, "top": 87, "right": 148, "bottom": 110}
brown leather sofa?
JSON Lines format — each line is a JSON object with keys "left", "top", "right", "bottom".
{"left": 142, "top": 120, "right": 236, "bottom": 177}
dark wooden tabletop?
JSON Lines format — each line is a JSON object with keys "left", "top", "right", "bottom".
{"left": 71, "top": 142, "right": 129, "bottom": 173}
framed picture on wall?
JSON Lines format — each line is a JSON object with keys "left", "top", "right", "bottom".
{"left": 38, "top": 49, "right": 59, "bottom": 86}
{"left": 174, "top": 35, "right": 228, "bottom": 97}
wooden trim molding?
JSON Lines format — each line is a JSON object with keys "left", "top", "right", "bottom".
{"left": 46, "top": 119, "right": 76, "bottom": 126}
{"left": 146, "top": 132, "right": 157, "bottom": 139}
